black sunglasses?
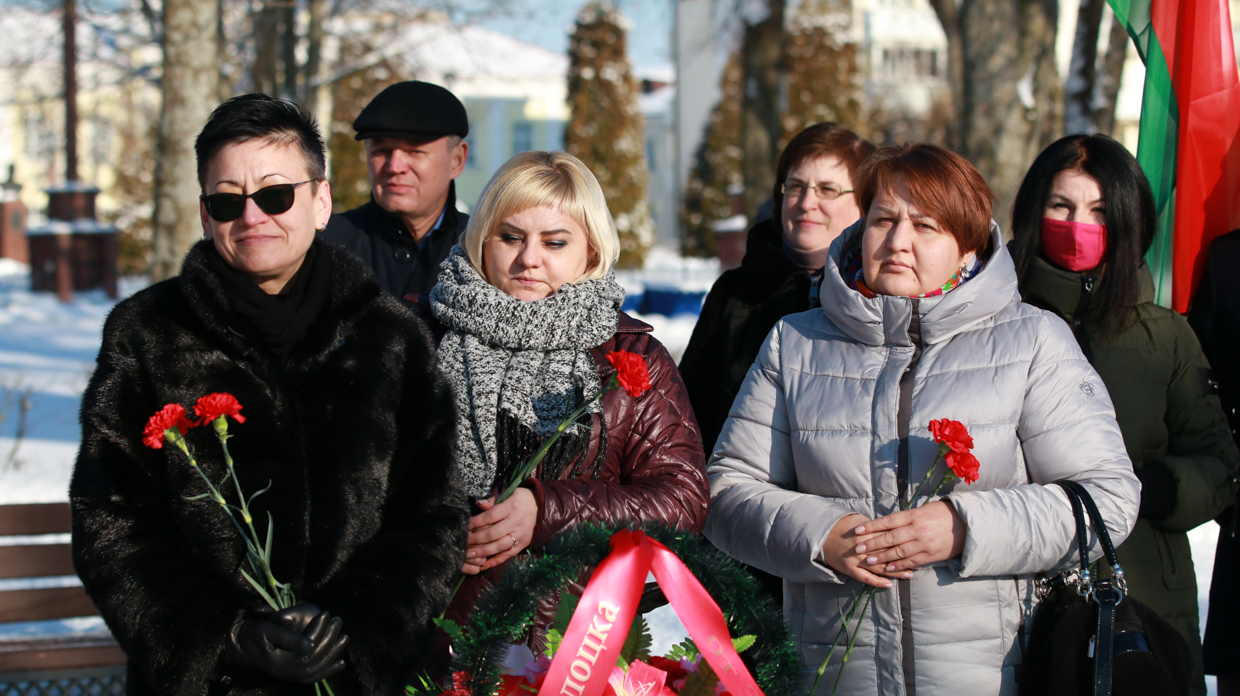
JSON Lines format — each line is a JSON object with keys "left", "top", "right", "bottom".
{"left": 200, "top": 181, "right": 312, "bottom": 222}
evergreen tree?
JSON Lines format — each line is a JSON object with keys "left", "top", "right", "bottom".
{"left": 565, "top": 2, "right": 653, "bottom": 269}
{"left": 781, "top": 6, "right": 866, "bottom": 146}
{"left": 680, "top": 54, "right": 743, "bottom": 258}
{"left": 681, "top": 6, "right": 866, "bottom": 258}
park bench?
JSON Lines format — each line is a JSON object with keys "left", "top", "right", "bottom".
{"left": 0, "top": 502, "right": 125, "bottom": 695}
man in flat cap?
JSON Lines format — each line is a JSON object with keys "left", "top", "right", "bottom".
{"left": 320, "top": 80, "right": 469, "bottom": 303}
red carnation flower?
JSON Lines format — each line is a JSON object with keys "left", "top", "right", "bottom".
{"left": 606, "top": 350, "right": 652, "bottom": 398}
{"left": 194, "top": 392, "right": 246, "bottom": 425}
{"left": 647, "top": 656, "right": 689, "bottom": 686}
{"left": 497, "top": 674, "right": 528, "bottom": 696}
{"left": 142, "top": 404, "right": 196, "bottom": 449}
{"left": 929, "top": 418, "right": 973, "bottom": 454}
{"left": 945, "top": 450, "right": 981, "bottom": 485}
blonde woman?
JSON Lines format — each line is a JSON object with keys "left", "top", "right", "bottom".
{"left": 415, "top": 151, "right": 709, "bottom": 651}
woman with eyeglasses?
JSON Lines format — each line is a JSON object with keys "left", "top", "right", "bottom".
{"left": 679, "top": 123, "right": 873, "bottom": 601}
{"left": 70, "top": 94, "right": 469, "bottom": 696}
{"left": 680, "top": 123, "right": 875, "bottom": 458}
{"left": 704, "top": 144, "right": 1139, "bottom": 694}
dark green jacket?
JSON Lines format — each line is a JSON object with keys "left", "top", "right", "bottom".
{"left": 1021, "top": 256, "right": 1239, "bottom": 687}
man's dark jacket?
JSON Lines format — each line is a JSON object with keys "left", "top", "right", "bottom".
{"left": 1187, "top": 229, "right": 1240, "bottom": 678}
{"left": 319, "top": 182, "right": 469, "bottom": 303}
{"left": 679, "top": 218, "right": 818, "bottom": 455}
{"left": 70, "top": 241, "right": 469, "bottom": 695}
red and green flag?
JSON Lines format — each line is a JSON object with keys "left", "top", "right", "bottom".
{"left": 1107, "top": 0, "right": 1240, "bottom": 311}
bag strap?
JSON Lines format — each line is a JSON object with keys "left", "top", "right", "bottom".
{"left": 1063, "top": 481, "right": 1090, "bottom": 579}
{"left": 1055, "top": 480, "right": 1126, "bottom": 696}
{"left": 1092, "top": 581, "right": 1120, "bottom": 696}
{"left": 1056, "top": 479, "right": 1127, "bottom": 594}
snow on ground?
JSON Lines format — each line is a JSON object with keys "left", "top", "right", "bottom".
{"left": 615, "top": 246, "right": 723, "bottom": 298}
{"left": 0, "top": 254, "right": 1225, "bottom": 694}
{"left": 0, "top": 261, "right": 147, "bottom": 503}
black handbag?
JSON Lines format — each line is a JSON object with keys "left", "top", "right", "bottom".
{"left": 1018, "top": 479, "right": 1195, "bottom": 696}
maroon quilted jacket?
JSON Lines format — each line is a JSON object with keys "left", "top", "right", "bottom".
{"left": 410, "top": 298, "right": 709, "bottom": 651}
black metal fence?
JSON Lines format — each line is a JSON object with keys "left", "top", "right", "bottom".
{"left": 0, "top": 667, "right": 125, "bottom": 696}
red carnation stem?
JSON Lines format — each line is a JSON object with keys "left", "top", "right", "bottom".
{"left": 157, "top": 407, "right": 333, "bottom": 696}
{"left": 495, "top": 373, "right": 617, "bottom": 504}
{"left": 211, "top": 424, "right": 273, "bottom": 589}
{"left": 165, "top": 435, "right": 264, "bottom": 578}
{"left": 816, "top": 438, "right": 965, "bottom": 696}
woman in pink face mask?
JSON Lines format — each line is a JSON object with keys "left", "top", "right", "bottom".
{"left": 1011, "top": 134, "right": 1239, "bottom": 696}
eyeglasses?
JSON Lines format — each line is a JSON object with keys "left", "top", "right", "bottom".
{"left": 781, "top": 182, "right": 853, "bottom": 200}
{"left": 200, "top": 181, "right": 312, "bottom": 222}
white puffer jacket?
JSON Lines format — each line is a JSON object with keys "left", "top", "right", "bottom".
{"left": 704, "top": 222, "right": 1140, "bottom": 696}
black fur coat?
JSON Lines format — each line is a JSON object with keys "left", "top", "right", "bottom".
{"left": 70, "top": 241, "right": 469, "bottom": 696}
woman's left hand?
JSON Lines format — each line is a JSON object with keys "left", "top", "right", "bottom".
{"left": 462, "top": 488, "right": 539, "bottom": 574}
{"left": 851, "top": 500, "right": 966, "bottom": 574}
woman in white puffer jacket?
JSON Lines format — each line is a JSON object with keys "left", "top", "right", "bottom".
{"left": 703, "top": 144, "right": 1140, "bottom": 696}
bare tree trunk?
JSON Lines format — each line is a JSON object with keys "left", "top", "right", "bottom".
{"left": 304, "top": 0, "right": 324, "bottom": 114}
{"left": 930, "top": 0, "right": 1060, "bottom": 230}
{"left": 252, "top": 4, "right": 279, "bottom": 95}
{"left": 1065, "top": 0, "right": 1105, "bottom": 134}
{"left": 1095, "top": 10, "right": 1128, "bottom": 136}
{"left": 64, "top": 0, "right": 79, "bottom": 183}
{"left": 928, "top": 0, "right": 964, "bottom": 150}
{"left": 216, "top": 0, "right": 230, "bottom": 101}
{"left": 281, "top": 1, "right": 297, "bottom": 100}
{"left": 739, "top": 0, "right": 785, "bottom": 220}
{"left": 150, "top": 0, "right": 218, "bottom": 281}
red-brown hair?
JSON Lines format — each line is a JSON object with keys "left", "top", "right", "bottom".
{"left": 773, "top": 123, "right": 876, "bottom": 227}
{"left": 853, "top": 143, "right": 994, "bottom": 255}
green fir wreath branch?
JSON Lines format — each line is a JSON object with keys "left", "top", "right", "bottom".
{"left": 439, "top": 522, "right": 805, "bottom": 696}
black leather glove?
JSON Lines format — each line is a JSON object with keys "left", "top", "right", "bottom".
{"left": 1137, "top": 461, "right": 1178, "bottom": 520}
{"left": 223, "top": 603, "right": 349, "bottom": 683}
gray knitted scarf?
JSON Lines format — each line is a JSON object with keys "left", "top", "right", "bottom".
{"left": 430, "top": 246, "right": 625, "bottom": 498}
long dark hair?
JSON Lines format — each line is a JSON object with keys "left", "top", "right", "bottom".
{"left": 1010, "top": 134, "right": 1156, "bottom": 336}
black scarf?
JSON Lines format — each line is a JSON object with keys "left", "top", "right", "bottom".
{"left": 204, "top": 240, "right": 332, "bottom": 358}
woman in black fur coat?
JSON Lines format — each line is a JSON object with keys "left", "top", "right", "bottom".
{"left": 70, "top": 94, "right": 469, "bottom": 696}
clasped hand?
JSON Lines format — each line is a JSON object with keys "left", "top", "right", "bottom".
{"left": 462, "top": 487, "right": 538, "bottom": 575}
{"left": 223, "top": 603, "right": 348, "bottom": 683}
{"left": 820, "top": 500, "right": 966, "bottom": 589}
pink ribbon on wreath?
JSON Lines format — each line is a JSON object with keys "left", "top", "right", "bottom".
{"left": 537, "top": 530, "right": 764, "bottom": 696}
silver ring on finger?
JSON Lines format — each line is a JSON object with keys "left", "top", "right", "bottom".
{"left": 509, "top": 534, "right": 519, "bottom": 549}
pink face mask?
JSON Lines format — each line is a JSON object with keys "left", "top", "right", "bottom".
{"left": 1041, "top": 217, "right": 1107, "bottom": 272}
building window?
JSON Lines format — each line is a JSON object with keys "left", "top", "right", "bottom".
{"left": 881, "top": 48, "right": 940, "bottom": 80}
{"left": 512, "top": 122, "right": 533, "bottom": 156}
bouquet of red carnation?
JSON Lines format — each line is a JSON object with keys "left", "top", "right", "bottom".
{"left": 144, "top": 393, "right": 335, "bottom": 696}
{"left": 814, "top": 418, "right": 980, "bottom": 695}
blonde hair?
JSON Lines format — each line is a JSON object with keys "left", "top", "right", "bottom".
{"left": 461, "top": 151, "right": 619, "bottom": 282}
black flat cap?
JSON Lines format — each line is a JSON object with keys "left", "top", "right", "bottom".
{"left": 353, "top": 81, "right": 469, "bottom": 141}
